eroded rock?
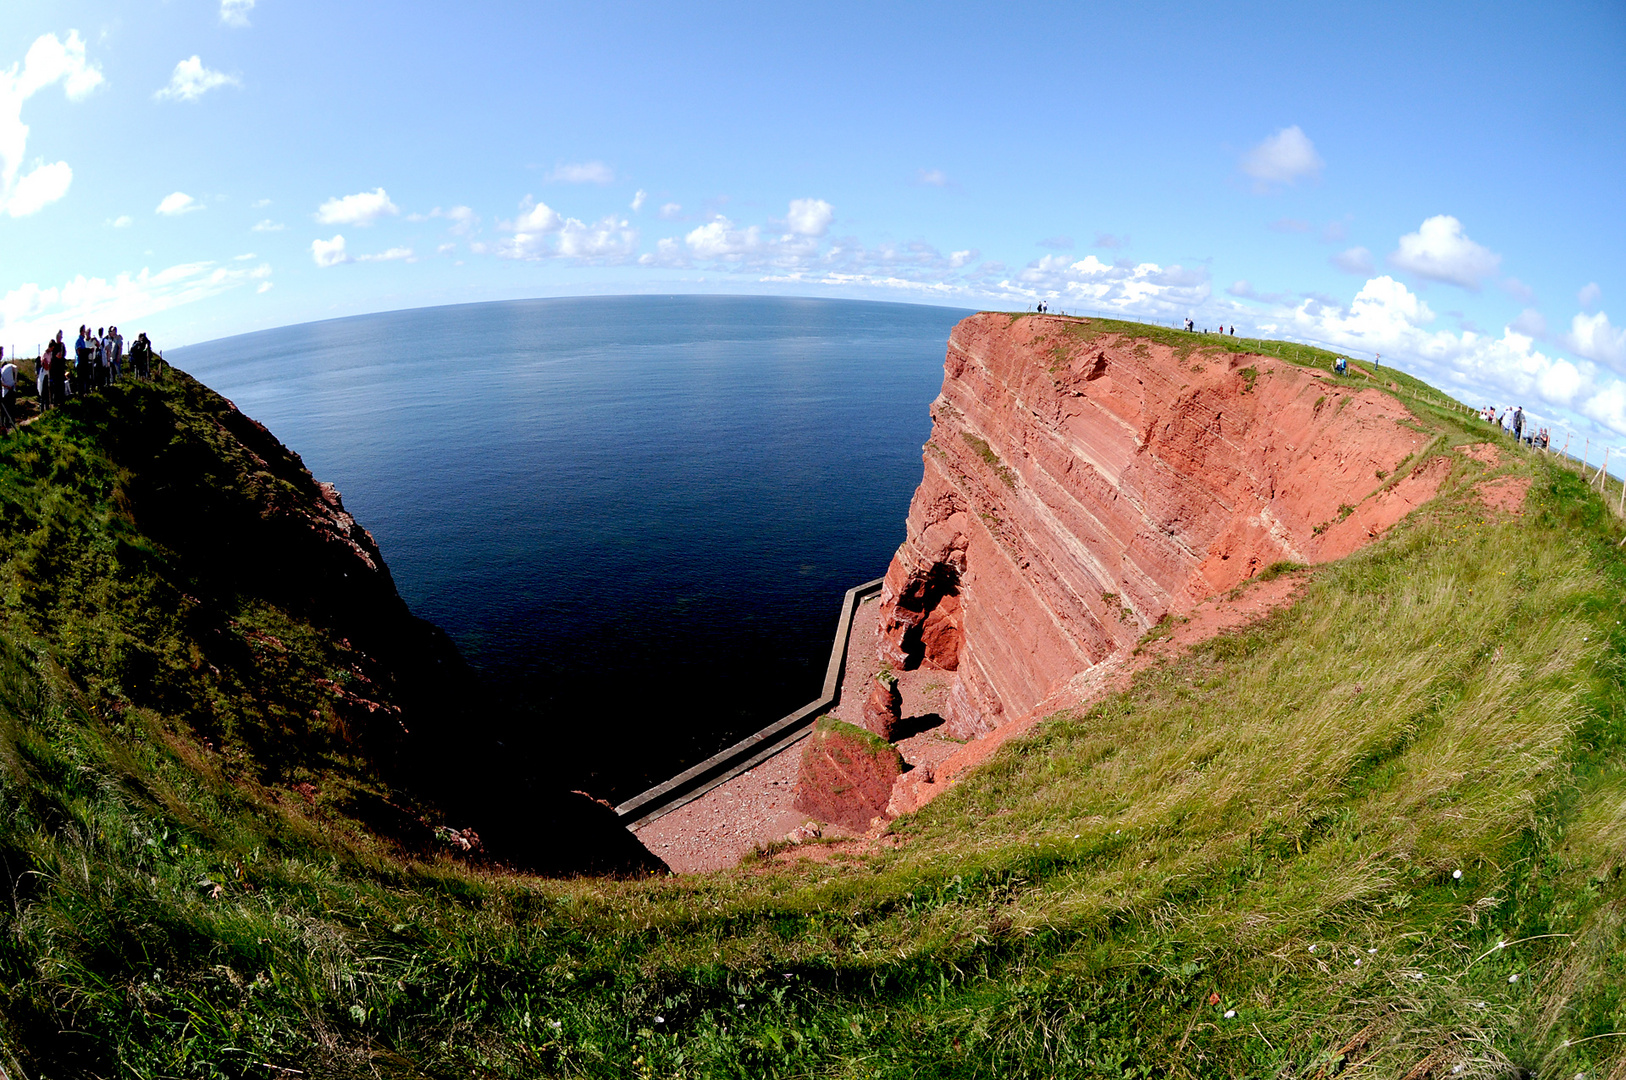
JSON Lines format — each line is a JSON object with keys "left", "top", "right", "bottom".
{"left": 792, "top": 716, "right": 904, "bottom": 832}
{"left": 862, "top": 671, "right": 903, "bottom": 739}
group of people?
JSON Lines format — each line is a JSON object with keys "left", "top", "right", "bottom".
{"left": 1183, "top": 318, "right": 1237, "bottom": 335}
{"left": 1482, "top": 404, "right": 1550, "bottom": 449}
{"left": 28, "top": 325, "right": 154, "bottom": 414}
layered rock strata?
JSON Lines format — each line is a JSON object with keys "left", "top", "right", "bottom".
{"left": 878, "top": 314, "right": 1443, "bottom": 739}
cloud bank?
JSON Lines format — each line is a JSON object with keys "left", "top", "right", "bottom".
{"left": 0, "top": 31, "right": 103, "bottom": 218}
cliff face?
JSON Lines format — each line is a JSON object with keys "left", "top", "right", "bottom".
{"left": 0, "top": 368, "right": 662, "bottom": 877}
{"left": 879, "top": 314, "right": 1444, "bottom": 738}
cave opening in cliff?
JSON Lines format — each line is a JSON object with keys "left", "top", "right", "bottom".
{"left": 899, "top": 563, "right": 963, "bottom": 671}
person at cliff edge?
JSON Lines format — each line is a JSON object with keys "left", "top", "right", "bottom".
{"left": 0, "top": 348, "right": 15, "bottom": 428}
{"left": 51, "top": 331, "right": 69, "bottom": 405}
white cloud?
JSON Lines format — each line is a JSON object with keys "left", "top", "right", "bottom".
{"left": 481, "top": 198, "right": 634, "bottom": 262}
{"left": 949, "top": 250, "right": 976, "bottom": 269}
{"left": 1331, "top": 246, "right": 1374, "bottom": 275}
{"left": 0, "top": 31, "right": 103, "bottom": 217}
{"left": 256, "top": 280, "right": 272, "bottom": 293}
{"left": 6, "top": 161, "right": 72, "bottom": 217}
{"left": 1241, "top": 275, "right": 1626, "bottom": 438}
{"left": 109, "top": 214, "right": 132, "bottom": 228}
{"left": 436, "top": 242, "right": 456, "bottom": 255}
{"left": 154, "top": 56, "right": 239, "bottom": 102}
{"left": 917, "top": 168, "right": 949, "bottom": 187}
{"left": 686, "top": 217, "right": 763, "bottom": 259}
{"left": 311, "top": 235, "right": 350, "bottom": 267}
{"left": 1387, "top": 215, "right": 1500, "bottom": 290}
{"left": 785, "top": 198, "right": 834, "bottom": 237}
{"left": 1320, "top": 220, "right": 1349, "bottom": 243}
{"left": 316, "top": 187, "right": 399, "bottom": 226}
{"left": 1038, "top": 235, "right": 1074, "bottom": 250}
{"left": 1240, "top": 125, "right": 1323, "bottom": 189}
{"left": 513, "top": 197, "right": 561, "bottom": 232}
{"left": 431, "top": 204, "right": 478, "bottom": 235}
{"left": 659, "top": 202, "right": 682, "bottom": 219}
{"left": 546, "top": 161, "right": 614, "bottom": 184}
{"left": 557, "top": 216, "right": 637, "bottom": 259}
{"left": 220, "top": 0, "right": 255, "bottom": 27}
{"left": 1579, "top": 282, "right": 1602, "bottom": 310}
{"left": 1094, "top": 232, "right": 1129, "bottom": 250}
{"left": 232, "top": 252, "right": 255, "bottom": 261}
{"left": 1565, "top": 311, "right": 1626, "bottom": 367}
{"left": 0, "top": 259, "right": 270, "bottom": 348}
{"left": 251, "top": 197, "right": 270, "bottom": 208}
{"left": 1008, "top": 254, "right": 1211, "bottom": 315}
{"left": 630, "top": 189, "right": 647, "bottom": 212}
{"left": 357, "top": 246, "right": 413, "bottom": 263}
{"left": 156, "top": 191, "right": 201, "bottom": 216}
{"left": 251, "top": 218, "right": 283, "bottom": 232}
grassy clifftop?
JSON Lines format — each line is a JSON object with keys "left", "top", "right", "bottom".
{"left": 2, "top": 346, "right": 1624, "bottom": 1078}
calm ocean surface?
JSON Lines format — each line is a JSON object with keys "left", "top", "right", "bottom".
{"left": 172, "top": 295, "right": 970, "bottom": 798}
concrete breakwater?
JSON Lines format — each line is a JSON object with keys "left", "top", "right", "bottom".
{"left": 615, "top": 576, "right": 884, "bottom": 828}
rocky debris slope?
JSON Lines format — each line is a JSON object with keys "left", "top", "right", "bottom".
{"left": 877, "top": 313, "right": 1447, "bottom": 741}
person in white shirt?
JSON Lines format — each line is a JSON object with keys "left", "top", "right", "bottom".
{"left": 0, "top": 348, "right": 17, "bottom": 428}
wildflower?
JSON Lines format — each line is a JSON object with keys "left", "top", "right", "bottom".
{"left": 1309, "top": 945, "right": 1317, "bottom": 952}
{"left": 655, "top": 1015, "right": 665, "bottom": 1024}
{"left": 1508, "top": 974, "right": 1519, "bottom": 983}
{"left": 1453, "top": 869, "right": 1463, "bottom": 879}
{"left": 737, "top": 1004, "right": 746, "bottom": 1011}
{"left": 1367, "top": 948, "right": 1376, "bottom": 954}
{"left": 1223, "top": 1010, "right": 1237, "bottom": 1019}
{"left": 548, "top": 1019, "right": 562, "bottom": 1030}
{"left": 1354, "top": 959, "right": 1362, "bottom": 966}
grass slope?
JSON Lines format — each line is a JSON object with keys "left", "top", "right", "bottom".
{"left": 1, "top": 354, "right": 1624, "bottom": 1078}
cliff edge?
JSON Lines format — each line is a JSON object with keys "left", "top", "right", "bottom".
{"left": 878, "top": 313, "right": 1447, "bottom": 738}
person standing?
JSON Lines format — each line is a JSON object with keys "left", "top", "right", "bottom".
{"left": 1512, "top": 406, "right": 1524, "bottom": 443}
{"left": 0, "top": 348, "right": 14, "bottom": 429}
{"left": 50, "top": 331, "right": 68, "bottom": 406}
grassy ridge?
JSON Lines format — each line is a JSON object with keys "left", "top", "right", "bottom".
{"left": 1, "top": 360, "right": 1624, "bottom": 1077}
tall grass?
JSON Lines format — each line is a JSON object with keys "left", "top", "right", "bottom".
{"left": 0, "top": 372, "right": 1622, "bottom": 1077}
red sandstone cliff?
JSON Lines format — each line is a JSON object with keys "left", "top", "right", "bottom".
{"left": 878, "top": 314, "right": 1446, "bottom": 739}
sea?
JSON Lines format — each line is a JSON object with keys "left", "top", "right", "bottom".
{"left": 172, "top": 295, "right": 970, "bottom": 800}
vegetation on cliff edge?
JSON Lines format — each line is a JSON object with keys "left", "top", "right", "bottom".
{"left": 0, "top": 355, "right": 1622, "bottom": 1079}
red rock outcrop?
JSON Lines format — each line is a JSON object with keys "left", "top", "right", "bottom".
{"left": 793, "top": 716, "right": 905, "bottom": 832}
{"left": 862, "top": 673, "right": 903, "bottom": 739}
{"left": 879, "top": 314, "right": 1447, "bottom": 739}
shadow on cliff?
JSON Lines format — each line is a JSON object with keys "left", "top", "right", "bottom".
{"left": 56, "top": 372, "right": 665, "bottom": 877}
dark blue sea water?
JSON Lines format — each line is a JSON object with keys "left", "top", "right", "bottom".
{"left": 172, "top": 295, "right": 968, "bottom": 798}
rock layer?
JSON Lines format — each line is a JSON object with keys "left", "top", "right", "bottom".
{"left": 878, "top": 314, "right": 1444, "bottom": 739}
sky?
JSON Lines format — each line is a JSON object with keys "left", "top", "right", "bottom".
{"left": 3, "top": 0, "right": 1624, "bottom": 438}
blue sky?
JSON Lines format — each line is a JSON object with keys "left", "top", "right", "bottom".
{"left": 3, "top": 0, "right": 1625, "bottom": 436}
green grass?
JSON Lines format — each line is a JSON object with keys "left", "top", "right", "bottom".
{"left": 0, "top": 356, "right": 1623, "bottom": 1078}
